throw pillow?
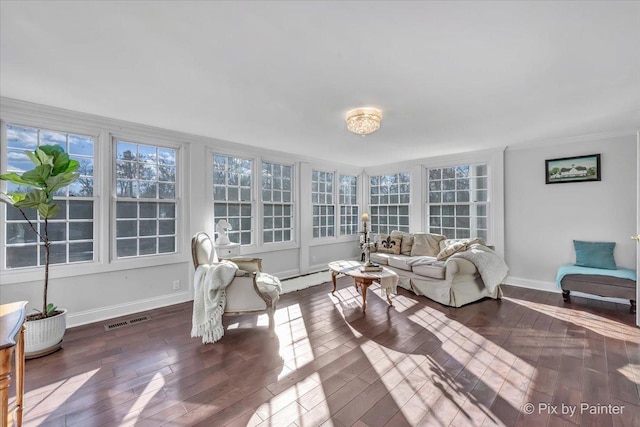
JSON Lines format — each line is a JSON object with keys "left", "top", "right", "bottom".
{"left": 436, "top": 241, "right": 469, "bottom": 261}
{"left": 391, "top": 230, "right": 414, "bottom": 256}
{"left": 411, "top": 233, "right": 446, "bottom": 257}
{"left": 377, "top": 234, "right": 402, "bottom": 254}
{"left": 573, "top": 240, "right": 617, "bottom": 270}
{"left": 439, "top": 237, "right": 485, "bottom": 252}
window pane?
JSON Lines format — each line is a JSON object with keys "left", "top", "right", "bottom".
{"left": 117, "top": 220, "right": 137, "bottom": 238}
{"left": 69, "top": 242, "right": 93, "bottom": 262}
{"left": 6, "top": 246, "right": 38, "bottom": 268}
{"left": 69, "top": 222, "right": 93, "bottom": 240}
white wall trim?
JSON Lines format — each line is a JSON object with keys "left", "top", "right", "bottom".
{"left": 503, "top": 276, "right": 560, "bottom": 293}
{"left": 67, "top": 291, "right": 192, "bottom": 328}
{"left": 506, "top": 130, "right": 637, "bottom": 152}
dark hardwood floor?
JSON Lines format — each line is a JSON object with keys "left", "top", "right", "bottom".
{"left": 12, "top": 279, "right": 640, "bottom": 426}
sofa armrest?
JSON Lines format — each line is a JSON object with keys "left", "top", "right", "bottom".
{"left": 444, "top": 258, "right": 477, "bottom": 277}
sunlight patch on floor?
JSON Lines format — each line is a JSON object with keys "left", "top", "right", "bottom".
{"left": 617, "top": 364, "right": 640, "bottom": 385}
{"left": 23, "top": 368, "right": 100, "bottom": 420}
{"left": 505, "top": 296, "right": 640, "bottom": 342}
{"left": 120, "top": 371, "right": 166, "bottom": 425}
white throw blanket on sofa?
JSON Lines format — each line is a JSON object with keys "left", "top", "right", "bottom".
{"left": 449, "top": 244, "right": 508, "bottom": 293}
{"left": 191, "top": 261, "right": 238, "bottom": 344}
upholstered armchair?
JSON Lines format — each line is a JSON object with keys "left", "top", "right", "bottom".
{"left": 191, "top": 232, "right": 279, "bottom": 335}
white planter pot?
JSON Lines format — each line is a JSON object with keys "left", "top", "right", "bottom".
{"left": 25, "top": 308, "right": 67, "bottom": 359}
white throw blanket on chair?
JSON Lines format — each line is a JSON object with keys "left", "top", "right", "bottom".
{"left": 191, "top": 261, "right": 238, "bottom": 344}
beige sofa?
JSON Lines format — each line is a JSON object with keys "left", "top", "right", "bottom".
{"left": 369, "top": 231, "right": 504, "bottom": 307}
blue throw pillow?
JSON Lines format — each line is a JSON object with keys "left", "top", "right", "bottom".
{"left": 573, "top": 240, "right": 617, "bottom": 270}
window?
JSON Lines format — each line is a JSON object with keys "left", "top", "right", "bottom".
{"left": 114, "top": 140, "right": 177, "bottom": 258}
{"left": 213, "top": 155, "right": 253, "bottom": 245}
{"left": 427, "top": 164, "right": 488, "bottom": 240}
{"left": 369, "top": 172, "right": 410, "bottom": 234}
{"left": 3, "top": 124, "right": 95, "bottom": 269}
{"left": 312, "top": 170, "right": 334, "bottom": 238}
{"left": 262, "top": 161, "right": 293, "bottom": 243}
{"left": 339, "top": 174, "right": 358, "bottom": 236}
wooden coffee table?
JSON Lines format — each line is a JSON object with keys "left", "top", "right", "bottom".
{"left": 328, "top": 260, "right": 399, "bottom": 312}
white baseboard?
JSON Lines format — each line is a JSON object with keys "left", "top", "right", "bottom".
{"left": 276, "top": 269, "right": 301, "bottom": 280}
{"left": 280, "top": 270, "right": 332, "bottom": 294}
{"left": 67, "top": 291, "right": 192, "bottom": 328}
{"left": 503, "top": 276, "right": 560, "bottom": 293}
{"left": 503, "top": 276, "right": 631, "bottom": 305}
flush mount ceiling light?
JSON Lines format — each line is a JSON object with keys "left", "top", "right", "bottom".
{"left": 345, "top": 107, "right": 383, "bottom": 136}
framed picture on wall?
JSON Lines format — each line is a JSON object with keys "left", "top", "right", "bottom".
{"left": 545, "top": 153, "right": 601, "bottom": 184}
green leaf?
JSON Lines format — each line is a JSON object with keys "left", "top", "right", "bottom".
{"left": 26, "top": 150, "right": 41, "bottom": 166}
{"left": 66, "top": 159, "right": 80, "bottom": 173}
{"left": 51, "top": 151, "right": 71, "bottom": 175}
{"left": 38, "top": 202, "right": 59, "bottom": 218}
{"left": 46, "top": 172, "right": 80, "bottom": 193}
{"left": 21, "top": 164, "right": 52, "bottom": 187}
{"left": 36, "top": 148, "right": 54, "bottom": 167}
{"left": 45, "top": 303, "right": 57, "bottom": 316}
{"left": 39, "top": 145, "right": 64, "bottom": 156}
{"left": 13, "top": 190, "right": 47, "bottom": 208}
{"left": 0, "top": 172, "right": 41, "bottom": 188}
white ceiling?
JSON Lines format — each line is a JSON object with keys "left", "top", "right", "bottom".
{"left": 1, "top": 1, "right": 639, "bottom": 167}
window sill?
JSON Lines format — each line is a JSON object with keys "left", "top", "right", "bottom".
{"left": 0, "top": 253, "right": 191, "bottom": 285}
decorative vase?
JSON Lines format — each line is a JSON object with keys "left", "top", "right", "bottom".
{"left": 24, "top": 308, "right": 67, "bottom": 359}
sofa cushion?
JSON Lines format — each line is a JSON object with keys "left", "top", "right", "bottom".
{"left": 411, "top": 233, "right": 446, "bottom": 257}
{"left": 412, "top": 262, "right": 447, "bottom": 280}
{"left": 387, "top": 255, "right": 414, "bottom": 272}
{"left": 439, "top": 237, "right": 485, "bottom": 252}
{"left": 377, "top": 234, "right": 401, "bottom": 254}
{"left": 369, "top": 252, "right": 389, "bottom": 265}
{"left": 391, "top": 231, "right": 414, "bottom": 256}
{"left": 437, "top": 241, "right": 469, "bottom": 261}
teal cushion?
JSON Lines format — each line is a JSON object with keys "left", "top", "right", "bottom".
{"left": 573, "top": 240, "right": 617, "bottom": 270}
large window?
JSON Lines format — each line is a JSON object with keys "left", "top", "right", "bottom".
{"left": 369, "top": 172, "right": 410, "bottom": 234}
{"left": 339, "top": 174, "right": 358, "bottom": 236}
{"left": 312, "top": 170, "right": 334, "bottom": 238}
{"left": 3, "top": 124, "right": 95, "bottom": 269}
{"left": 213, "top": 155, "right": 253, "bottom": 245}
{"left": 114, "top": 140, "right": 177, "bottom": 258}
{"left": 427, "top": 164, "right": 488, "bottom": 240}
{"left": 262, "top": 161, "right": 293, "bottom": 243}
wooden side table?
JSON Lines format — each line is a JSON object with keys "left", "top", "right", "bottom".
{"left": 1, "top": 301, "right": 27, "bottom": 427}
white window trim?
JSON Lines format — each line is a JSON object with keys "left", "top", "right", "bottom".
{"left": 421, "top": 148, "right": 505, "bottom": 255}
{"left": 205, "top": 149, "right": 301, "bottom": 254}
{"left": 311, "top": 169, "right": 336, "bottom": 241}
{"left": 260, "top": 158, "right": 296, "bottom": 246}
{"left": 111, "top": 135, "right": 181, "bottom": 261}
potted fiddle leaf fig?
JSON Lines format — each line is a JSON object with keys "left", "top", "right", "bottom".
{"left": 0, "top": 144, "right": 80, "bottom": 357}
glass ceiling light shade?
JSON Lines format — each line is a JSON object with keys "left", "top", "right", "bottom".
{"left": 345, "top": 107, "right": 383, "bottom": 136}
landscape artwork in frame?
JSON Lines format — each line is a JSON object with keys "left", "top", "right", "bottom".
{"left": 545, "top": 153, "right": 601, "bottom": 184}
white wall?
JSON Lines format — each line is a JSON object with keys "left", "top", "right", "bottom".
{"left": 504, "top": 134, "right": 637, "bottom": 292}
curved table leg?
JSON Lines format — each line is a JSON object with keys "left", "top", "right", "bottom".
{"left": 331, "top": 271, "right": 339, "bottom": 294}
{"left": 357, "top": 278, "right": 376, "bottom": 312}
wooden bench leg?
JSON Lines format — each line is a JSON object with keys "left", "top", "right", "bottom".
{"left": 631, "top": 300, "right": 636, "bottom": 315}
{"left": 562, "top": 290, "right": 571, "bottom": 302}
